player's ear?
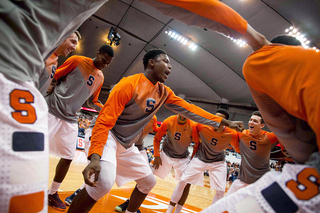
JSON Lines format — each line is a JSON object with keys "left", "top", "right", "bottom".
{"left": 261, "top": 123, "right": 265, "bottom": 129}
{"left": 149, "top": 58, "right": 155, "bottom": 67}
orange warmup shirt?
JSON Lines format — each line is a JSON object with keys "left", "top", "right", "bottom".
{"left": 153, "top": 115, "right": 199, "bottom": 159}
{"left": 238, "top": 130, "right": 278, "bottom": 184}
{"left": 195, "top": 124, "right": 239, "bottom": 163}
{"left": 89, "top": 73, "right": 222, "bottom": 158}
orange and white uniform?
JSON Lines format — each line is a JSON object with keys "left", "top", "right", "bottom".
{"left": 184, "top": 124, "right": 238, "bottom": 188}
{"left": 86, "top": 73, "right": 223, "bottom": 201}
{"left": 0, "top": 0, "right": 108, "bottom": 212}
{"left": 144, "top": 1, "right": 320, "bottom": 212}
{"left": 46, "top": 55, "right": 104, "bottom": 160}
{"left": 152, "top": 115, "right": 199, "bottom": 180}
{"left": 237, "top": 130, "right": 278, "bottom": 185}
{"left": 46, "top": 55, "right": 104, "bottom": 123}
{"left": 89, "top": 73, "right": 222, "bottom": 157}
{"left": 169, "top": 124, "right": 239, "bottom": 205}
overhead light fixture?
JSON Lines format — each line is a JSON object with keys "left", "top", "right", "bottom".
{"left": 226, "top": 35, "right": 247, "bottom": 48}
{"left": 107, "top": 26, "right": 121, "bottom": 46}
{"left": 284, "top": 26, "right": 319, "bottom": 52}
{"left": 165, "top": 30, "right": 197, "bottom": 51}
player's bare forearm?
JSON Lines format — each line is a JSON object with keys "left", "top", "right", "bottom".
{"left": 221, "top": 119, "right": 244, "bottom": 132}
{"left": 243, "top": 25, "right": 271, "bottom": 51}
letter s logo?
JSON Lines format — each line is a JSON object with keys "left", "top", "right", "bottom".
{"left": 286, "top": 168, "right": 320, "bottom": 200}
{"left": 10, "top": 89, "right": 37, "bottom": 124}
{"left": 50, "top": 65, "right": 56, "bottom": 79}
{"left": 145, "top": 98, "right": 156, "bottom": 112}
{"left": 174, "top": 132, "right": 181, "bottom": 141}
{"left": 87, "top": 75, "right": 95, "bottom": 86}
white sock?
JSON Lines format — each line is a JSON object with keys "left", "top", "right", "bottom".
{"left": 174, "top": 204, "right": 183, "bottom": 213}
{"left": 166, "top": 204, "right": 175, "bottom": 213}
{"left": 125, "top": 210, "right": 135, "bottom": 213}
{"left": 211, "top": 190, "right": 225, "bottom": 204}
{"left": 48, "top": 181, "right": 61, "bottom": 195}
{"left": 80, "top": 183, "right": 86, "bottom": 190}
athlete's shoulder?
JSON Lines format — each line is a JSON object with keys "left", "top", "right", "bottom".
{"left": 120, "top": 73, "right": 145, "bottom": 85}
{"left": 225, "top": 127, "right": 238, "bottom": 134}
{"left": 163, "top": 84, "right": 174, "bottom": 93}
{"left": 68, "top": 55, "right": 88, "bottom": 62}
{"left": 166, "top": 115, "right": 177, "bottom": 122}
{"left": 240, "top": 129, "right": 249, "bottom": 135}
{"left": 260, "top": 130, "right": 272, "bottom": 135}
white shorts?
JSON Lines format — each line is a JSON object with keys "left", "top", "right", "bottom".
{"left": 140, "top": 150, "right": 149, "bottom": 163}
{"left": 152, "top": 151, "right": 190, "bottom": 180}
{"left": 48, "top": 113, "right": 78, "bottom": 160}
{"left": 225, "top": 179, "right": 249, "bottom": 197}
{"left": 0, "top": 73, "right": 49, "bottom": 213}
{"left": 200, "top": 164, "right": 320, "bottom": 213}
{"left": 181, "top": 157, "right": 227, "bottom": 191}
{"left": 100, "top": 132, "right": 153, "bottom": 187}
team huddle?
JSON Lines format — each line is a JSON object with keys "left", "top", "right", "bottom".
{"left": 1, "top": 0, "right": 319, "bottom": 213}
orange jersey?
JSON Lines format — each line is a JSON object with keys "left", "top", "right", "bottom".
{"left": 46, "top": 55, "right": 104, "bottom": 122}
{"left": 243, "top": 44, "right": 319, "bottom": 163}
{"left": 195, "top": 123, "right": 239, "bottom": 163}
{"left": 238, "top": 130, "right": 278, "bottom": 184}
{"left": 89, "top": 73, "right": 222, "bottom": 158}
{"left": 153, "top": 115, "right": 199, "bottom": 158}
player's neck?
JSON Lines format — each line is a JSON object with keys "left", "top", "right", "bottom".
{"left": 214, "top": 125, "right": 224, "bottom": 133}
{"left": 249, "top": 129, "right": 262, "bottom": 137}
{"left": 143, "top": 71, "right": 158, "bottom": 85}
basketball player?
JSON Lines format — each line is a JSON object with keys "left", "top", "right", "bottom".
{"left": 38, "top": 31, "right": 81, "bottom": 95}
{"left": 0, "top": 1, "right": 110, "bottom": 212}
{"left": 47, "top": 44, "right": 114, "bottom": 210}
{"left": 67, "top": 115, "right": 158, "bottom": 207}
{"left": 224, "top": 111, "right": 278, "bottom": 196}
{"left": 152, "top": 114, "right": 199, "bottom": 212}
{"left": 116, "top": 114, "right": 198, "bottom": 213}
{"left": 166, "top": 109, "right": 239, "bottom": 213}
{"left": 67, "top": 48, "right": 244, "bottom": 213}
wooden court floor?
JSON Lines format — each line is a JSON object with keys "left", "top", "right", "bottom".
{"left": 49, "top": 152, "right": 232, "bottom": 213}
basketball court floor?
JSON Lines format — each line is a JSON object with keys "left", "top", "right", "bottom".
{"left": 48, "top": 151, "right": 232, "bottom": 213}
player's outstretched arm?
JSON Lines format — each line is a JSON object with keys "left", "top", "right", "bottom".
{"left": 243, "top": 25, "right": 271, "bottom": 51}
{"left": 221, "top": 119, "right": 244, "bottom": 132}
{"left": 82, "top": 153, "right": 101, "bottom": 187}
{"left": 140, "top": 0, "right": 270, "bottom": 52}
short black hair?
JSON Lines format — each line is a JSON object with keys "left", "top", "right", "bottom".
{"left": 271, "top": 35, "right": 301, "bottom": 46}
{"left": 98, "top": 44, "right": 114, "bottom": 57}
{"left": 252, "top": 111, "right": 264, "bottom": 124}
{"left": 74, "top": 31, "right": 81, "bottom": 40}
{"left": 216, "top": 108, "right": 229, "bottom": 120}
{"left": 143, "top": 48, "right": 167, "bottom": 69}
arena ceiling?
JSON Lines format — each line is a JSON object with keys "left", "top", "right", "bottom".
{"left": 64, "top": 0, "right": 320, "bottom": 107}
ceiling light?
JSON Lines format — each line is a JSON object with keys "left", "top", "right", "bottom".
{"left": 107, "top": 27, "right": 121, "bottom": 46}
{"left": 164, "top": 29, "right": 198, "bottom": 51}
{"left": 284, "top": 27, "right": 319, "bottom": 52}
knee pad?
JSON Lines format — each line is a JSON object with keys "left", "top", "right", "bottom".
{"left": 86, "top": 161, "right": 116, "bottom": 201}
{"left": 136, "top": 174, "right": 157, "bottom": 194}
